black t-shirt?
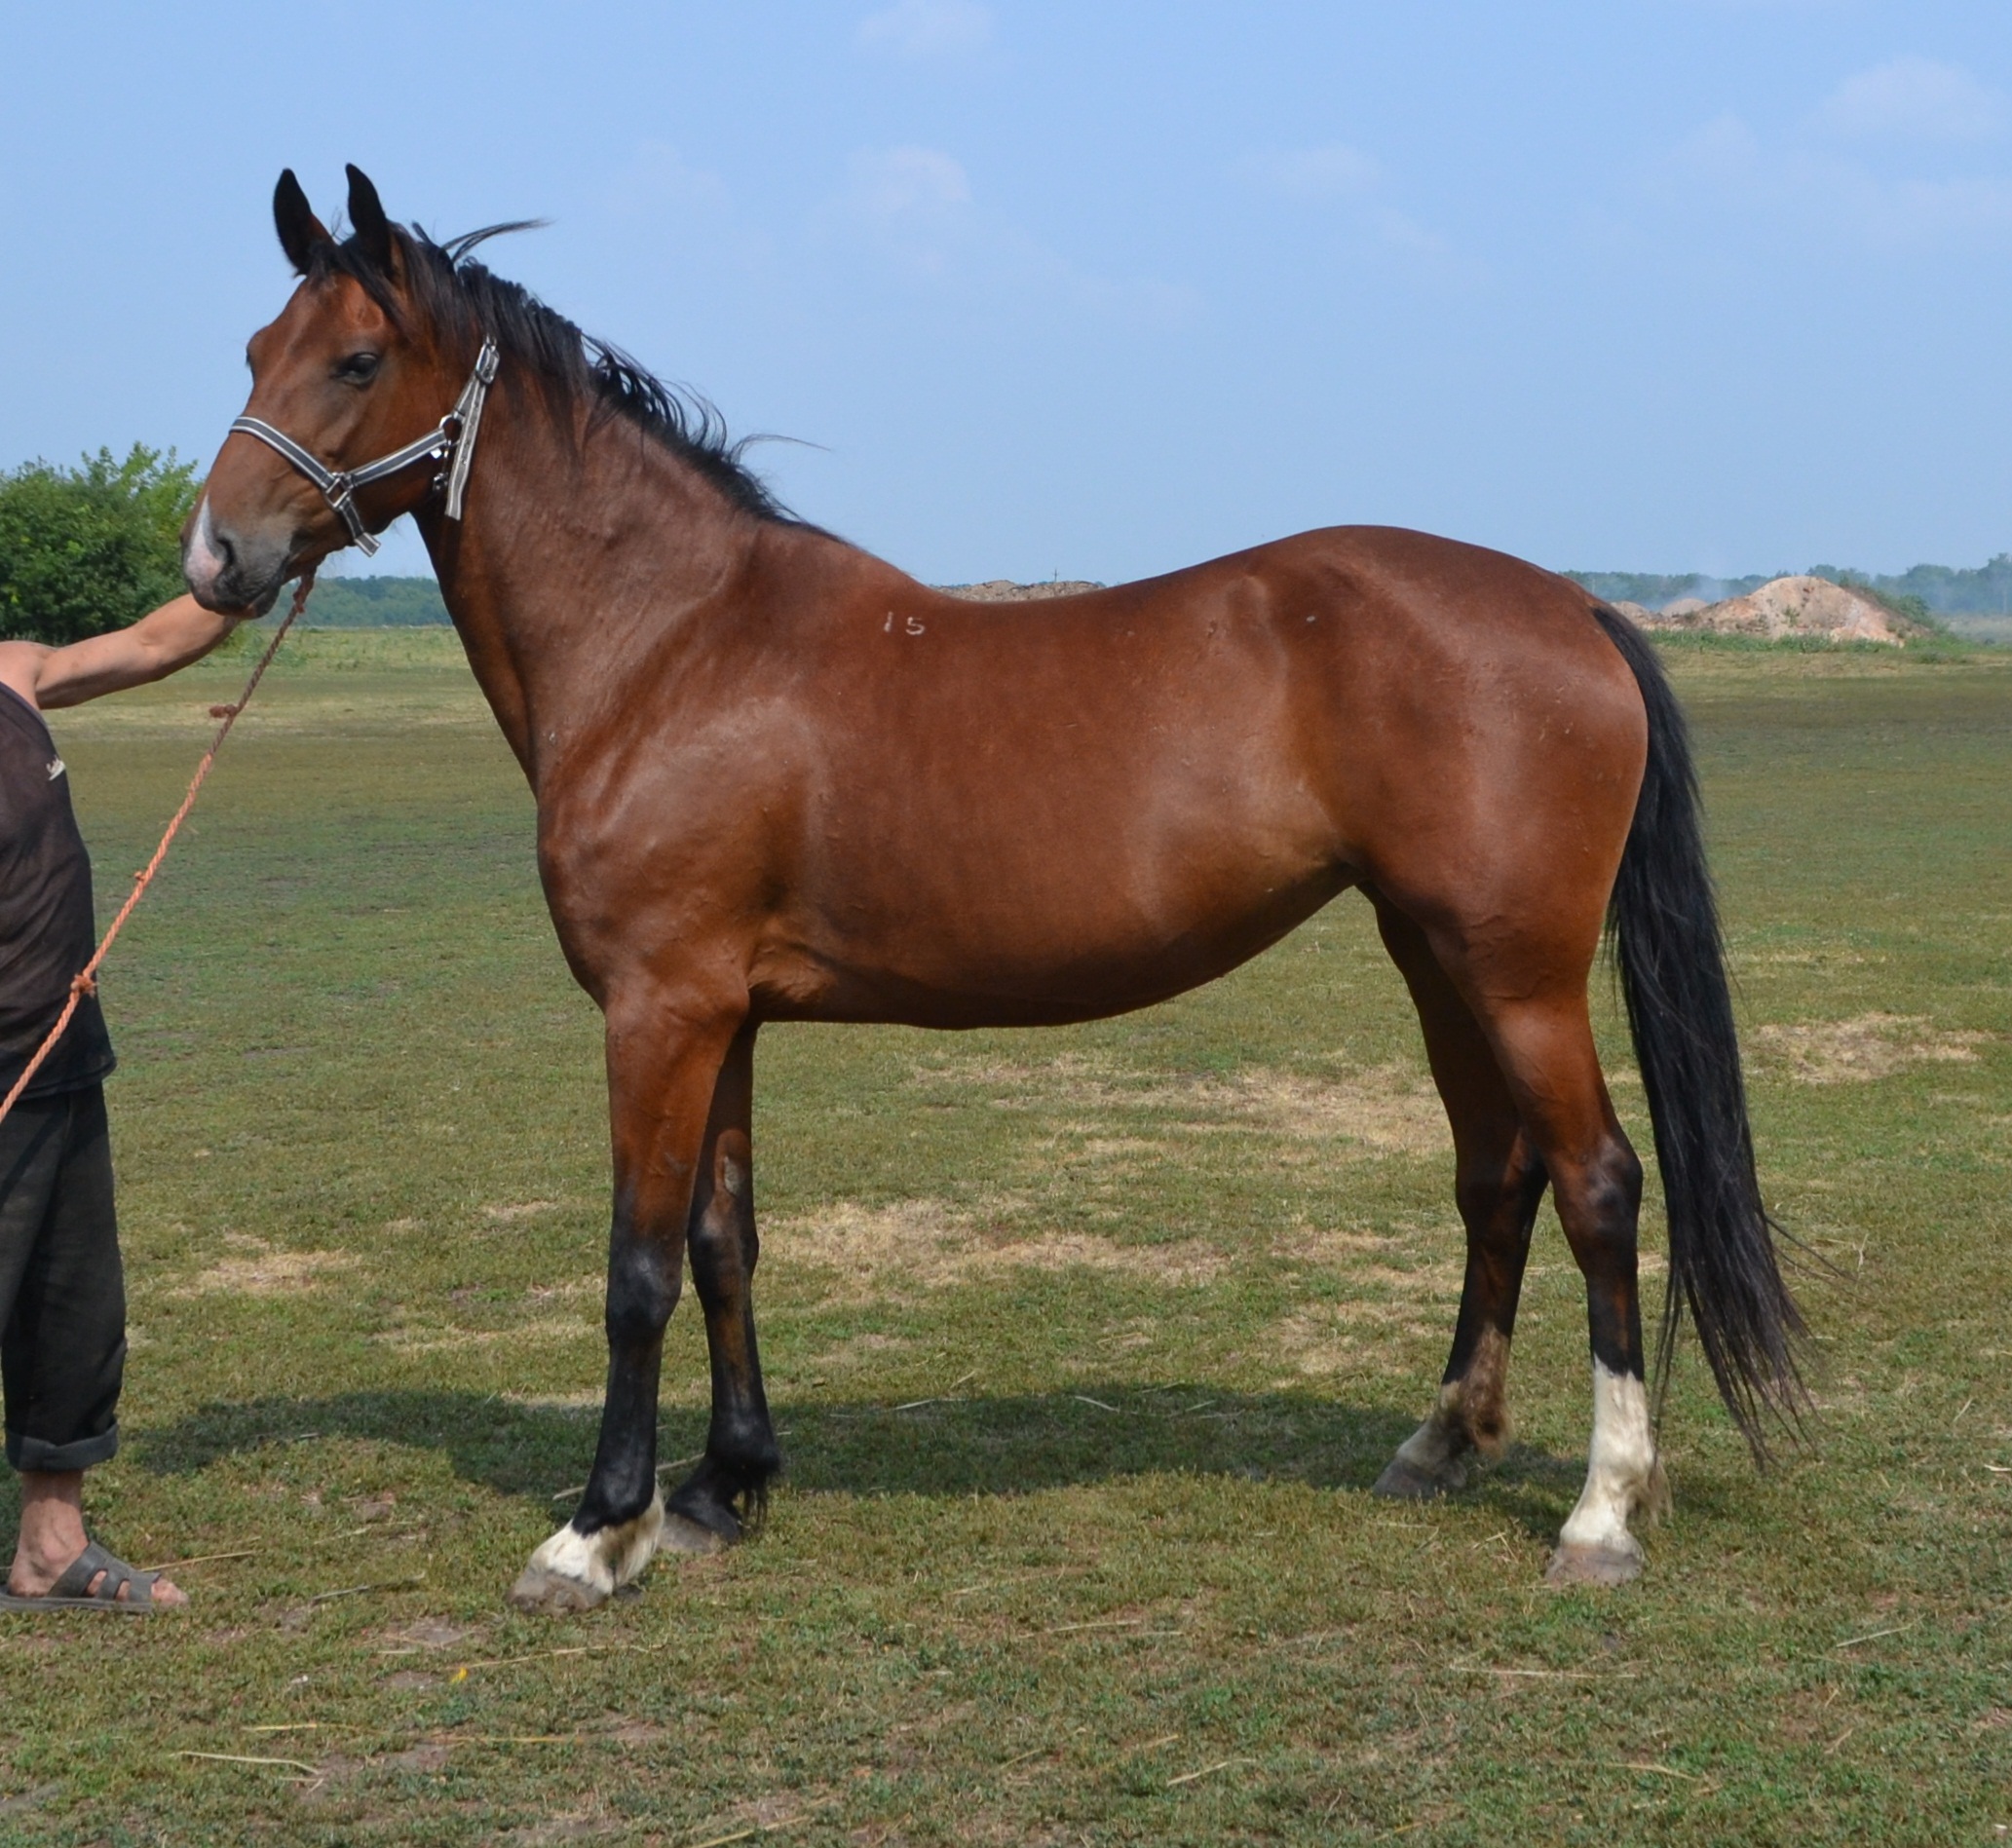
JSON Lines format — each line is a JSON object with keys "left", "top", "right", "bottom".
{"left": 0, "top": 683, "right": 115, "bottom": 1098}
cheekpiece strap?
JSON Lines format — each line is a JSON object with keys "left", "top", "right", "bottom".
{"left": 442, "top": 339, "right": 501, "bottom": 522}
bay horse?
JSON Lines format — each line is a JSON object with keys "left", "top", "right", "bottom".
{"left": 185, "top": 167, "right": 1802, "bottom": 1612}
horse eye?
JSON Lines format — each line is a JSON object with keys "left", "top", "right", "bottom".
{"left": 337, "top": 352, "right": 381, "bottom": 384}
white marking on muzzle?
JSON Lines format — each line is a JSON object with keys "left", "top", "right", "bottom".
{"left": 183, "top": 500, "right": 229, "bottom": 602}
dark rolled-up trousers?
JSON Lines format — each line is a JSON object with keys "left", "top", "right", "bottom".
{"left": 0, "top": 1083, "right": 124, "bottom": 1472}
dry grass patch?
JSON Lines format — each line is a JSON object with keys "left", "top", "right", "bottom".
{"left": 1274, "top": 1301, "right": 1441, "bottom": 1377}
{"left": 921, "top": 1052, "right": 1449, "bottom": 1156}
{"left": 1189, "top": 1065, "right": 1448, "bottom": 1154}
{"left": 172, "top": 1233, "right": 361, "bottom": 1299}
{"left": 1756, "top": 1012, "right": 1990, "bottom": 1083}
{"left": 771, "top": 1197, "right": 1228, "bottom": 1303}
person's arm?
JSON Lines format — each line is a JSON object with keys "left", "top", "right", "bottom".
{"left": 0, "top": 594, "right": 249, "bottom": 712}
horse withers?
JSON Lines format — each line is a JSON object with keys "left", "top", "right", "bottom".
{"left": 185, "top": 165, "right": 1803, "bottom": 1611}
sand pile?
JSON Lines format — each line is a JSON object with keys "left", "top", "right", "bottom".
{"left": 1628, "top": 576, "right": 1925, "bottom": 645}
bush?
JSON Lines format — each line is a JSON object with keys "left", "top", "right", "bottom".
{"left": 0, "top": 445, "right": 200, "bottom": 645}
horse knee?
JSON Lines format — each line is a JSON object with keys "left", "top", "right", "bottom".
{"left": 605, "top": 1230, "right": 682, "bottom": 1347}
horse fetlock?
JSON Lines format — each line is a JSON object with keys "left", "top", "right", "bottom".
{"left": 509, "top": 1489, "right": 664, "bottom": 1613}
{"left": 1375, "top": 1330, "right": 1519, "bottom": 1500}
{"left": 1551, "top": 1362, "right": 1660, "bottom": 1581}
{"left": 667, "top": 1449, "right": 775, "bottom": 1546}
{"left": 1373, "top": 1401, "right": 1472, "bottom": 1499}
{"left": 1452, "top": 1326, "right": 1514, "bottom": 1460}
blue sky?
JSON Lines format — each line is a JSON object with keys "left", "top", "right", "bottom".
{"left": 3, "top": 2, "right": 2008, "bottom": 584}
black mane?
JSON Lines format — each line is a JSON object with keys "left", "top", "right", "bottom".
{"left": 306, "top": 222, "right": 796, "bottom": 524}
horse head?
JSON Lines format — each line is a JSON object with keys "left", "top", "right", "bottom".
{"left": 185, "top": 166, "right": 469, "bottom": 611}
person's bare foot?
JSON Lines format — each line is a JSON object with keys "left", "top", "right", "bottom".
{"left": 8, "top": 1467, "right": 186, "bottom": 1606}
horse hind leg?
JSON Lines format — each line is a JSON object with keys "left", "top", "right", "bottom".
{"left": 662, "top": 1024, "right": 782, "bottom": 1554}
{"left": 1480, "top": 990, "right": 1671, "bottom": 1584}
{"left": 1368, "top": 897, "right": 1548, "bottom": 1499}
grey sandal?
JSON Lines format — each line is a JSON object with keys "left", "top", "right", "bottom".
{"left": 0, "top": 1540, "right": 159, "bottom": 1612}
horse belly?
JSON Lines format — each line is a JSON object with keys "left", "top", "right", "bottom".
{"left": 768, "top": 785, "right": 1351, "bottom": 1027}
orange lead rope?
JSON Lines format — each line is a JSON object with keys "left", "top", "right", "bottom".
{"left": 0, "top": 572, "right": 315, "bottom": 1131}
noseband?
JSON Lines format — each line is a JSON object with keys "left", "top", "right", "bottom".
{"left": 227, "top": 339, "right": 500, "bottom": 556}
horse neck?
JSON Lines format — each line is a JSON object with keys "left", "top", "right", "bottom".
{"left": 413, "top": 382, "right": 762, "bottom": 779}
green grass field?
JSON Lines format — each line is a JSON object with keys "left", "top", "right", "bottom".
{"left": 3, "top": 630, "right": 2007, "bottom": 1846}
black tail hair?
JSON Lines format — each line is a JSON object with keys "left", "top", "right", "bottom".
{"left": 1591, "top": 602, "right": 1805, "bottom": 1455}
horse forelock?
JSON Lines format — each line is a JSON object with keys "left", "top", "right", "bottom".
{"left": 301, "top": 219, "right": 795, "bottom": 525}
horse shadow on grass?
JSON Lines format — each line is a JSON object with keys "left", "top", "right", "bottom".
{"left": 129, "top": 1386, "right": 1591, "bottom": 1543}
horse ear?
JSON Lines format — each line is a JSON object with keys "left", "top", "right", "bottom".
{"left": 273, "top": 170, "right": 330, "bottom": 275}
{"left": 346, "top": 164, "right": 396, "bottom": 273}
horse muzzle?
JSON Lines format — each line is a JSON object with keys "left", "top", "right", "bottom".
{"left": 182, "top": 499, "right": 291, "bottom": 615}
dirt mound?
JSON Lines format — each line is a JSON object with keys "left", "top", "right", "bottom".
{"left": 1636, "top": 576, "right": 1924, "bottom": 645}
{"left": 936, "top": 580, "right": 1104, "bottom": 601}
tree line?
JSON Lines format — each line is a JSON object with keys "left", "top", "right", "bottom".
{"left": 6, "top": 446, "right": 2011, "bottom": 637}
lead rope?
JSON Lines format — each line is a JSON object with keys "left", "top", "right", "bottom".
{"left": 0, "top": 572, "right": 315, "bottom": 1132}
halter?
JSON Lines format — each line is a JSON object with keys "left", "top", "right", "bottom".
{"left": 227, "top": 338, "right": 500, "bottom": 556}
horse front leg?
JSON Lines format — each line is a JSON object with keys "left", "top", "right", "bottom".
{"left": 662, "top": 1022, "right": 782, "bottom": 1553}
{"left": 511, "top": 999, "right": 743, "bottom": 1614}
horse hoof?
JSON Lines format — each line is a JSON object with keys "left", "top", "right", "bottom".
{"left": 1372, "top": 1456, "right": 1462, "bottom": 1500}
{"left": 508, "top": 1565, "right": 611, "bottom": 1614}
{"left": 509, "top": 1494, "right": 664, "bottom": 1613}
{"left": 657, "top": 1511, "right": 729, "bottom": 1557}
{"left": 1544, "top": 1540, "right": 1643, "bottom": 1588}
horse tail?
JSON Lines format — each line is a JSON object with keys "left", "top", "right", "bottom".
{"left": 1589, "top": 601, "right": 1805, "bottom": 1456}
